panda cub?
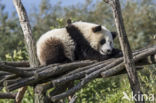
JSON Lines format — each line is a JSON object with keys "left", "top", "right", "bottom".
{"left": 36, "top": 20, "right": 118, "bottom": 65}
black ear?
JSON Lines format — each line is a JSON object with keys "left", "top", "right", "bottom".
{"left": 111, "top": 32, "right": 117, "bottom": 39}
{"left": 92, "top": 25, "right": 102, "bottom": 32}
{"left": 67, "top": 19, "right": 72, "bottom": 25}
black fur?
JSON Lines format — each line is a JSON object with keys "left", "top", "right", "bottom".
{"left": 66, "top": 24, "right": 111, "bottom": 61}
{"left": 46, "top": 45, "right": 71, "bottom": 64}
{"left": 111, "top": 32, "right": 117, "bottom": 39}
{"left": 92, "top": 25, "right": 102, "bottom": 32}
{"left": 67, "top": 19, "right": 72, "bottom": 25}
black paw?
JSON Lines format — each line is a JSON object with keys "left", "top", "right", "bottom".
{"left": 110, "top": 48, "right": 123, "bottom": 58}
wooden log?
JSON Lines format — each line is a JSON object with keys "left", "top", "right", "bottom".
{"left": 13, "top": 0, "right": 40, "bottom": 102}
{"left": 69, "top": 95, "right": 77, "bottom": 103}
{"left": 50, "top": 46, "right": 156, "bottom": 101}
{"left": 13, "top": 0, "right": 39, "bottom": 67}
{"left": 0, "top": 61, "right": 29, "bottom": 67}
{"left": 3, "top": 47, "right": 155, "bottom": 89}
{"left": 104, "top": 0, "right": 144, "bottom": 102}
{"left": 52, "top": 46, "right": 155, "bottom": 86}
{"left": 50, "top": 58, "right": 123, "bottom": 101}
{"left": 0, "top": 47, "right": 154, "bottom": 85}
{"left": 0, "top": 46, "right": 152, "bottom": 77}
{"left": 0, "top": 92, "right": 16, "bottom": 99}
{"left": 0, "top": 63, "right": 33, "bottom": 77}
{"left": 0, "top": 74, "right": 16, "bottom": 87}
{"left": 0, "top": 46, "right": 155, "bottom": 102}
{"left": 7, "top": 61, "right": 94, "bottom": 91}
{"left": 101, "top": 48, "right": 156, "bottom": 77}
{"left": 52, "top": 61, "right": 112, "bottom": 86}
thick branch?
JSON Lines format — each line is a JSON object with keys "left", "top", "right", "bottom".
{"left": 69, "top": 95, "right": 77, "bottom": 103}
{"left": 13, "top": 0, "right": 39, "bottom": 67}
{"left": 0, "top": 93, "right": 16, "bottom": 99}
{"left": 101, "top": 49, "right": 156, "bottom": 77}
{"left": 50, "top": 46, "right": 156, "bottom": 101}
{"left": 104, "top": 0, "right": 144, "bottom": 103}
{"left": 7, "top": 61, "right": 94, "bottom": 91}
{"left": 51, "top": 59, "right": 123, "bottom": 101}
{"left": 0, "top": 63, "right": 33, "bottom": 77}
{"left": 0, "top": 47, "right": 154, "bottom": 90}
{"left": 13, "top": 0, "right": 40, "bottom": 103}
{"left": 52, "top": 61, "right": 114, "bottom": 86}
{"left": 51, "top": 47, "right": 155, "bottom": 86}
{"left": 0, "top": 61, "right": 29, "bottom": 67}
{"left": 0, "top": 46, "right": 155, "bottom": 102}
{"left": 15, "top": 87, "right": 27, "bottom": 103}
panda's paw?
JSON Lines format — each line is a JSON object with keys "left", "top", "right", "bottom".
{"left": 110, "top": 48, "right": 123, "bottom": 58}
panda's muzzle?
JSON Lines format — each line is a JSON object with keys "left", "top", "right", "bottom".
{"left": 100, "top": 49, "right": 112, "bottom": 55}
{"left": 107, "top": 49, "right": 112, "bottom": 54}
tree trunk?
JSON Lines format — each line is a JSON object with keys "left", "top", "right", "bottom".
{"left": 12, "top": 0, "right": 47, "bottom": 103}
{"left": 104, "top": 0, "right": 144, "bottom": 103}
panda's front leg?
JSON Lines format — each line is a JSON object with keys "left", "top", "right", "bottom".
{"left": 111, "top": 48, "right": 123, "bottom": 58}
{"left": 84, "top": 48, "right": 122, "bottom": 61}
{"left": 82, "top": 48, "right": 110, "bottom": 61}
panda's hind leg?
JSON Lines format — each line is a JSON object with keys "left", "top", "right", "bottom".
{"left": 39, "top": 38, "right": 71, "bottom": 65}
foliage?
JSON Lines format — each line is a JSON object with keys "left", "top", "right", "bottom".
{"left": 0, "top": 87, "right": 34, "bottom": 103}
{"left": 0, "top": 0, "right": 24, "bottom": 60}
{"left": 122, "top": 0, "right": 156, "bottom": 49}
{"left": 0, "top": 0, "right": 155, "bottom": 103}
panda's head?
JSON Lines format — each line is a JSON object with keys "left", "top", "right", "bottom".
{"left": 72, "top": 21, "right": 117, "bottom": 55}
{"left": 91, "top": 25, "right": 117, "bottom": 55}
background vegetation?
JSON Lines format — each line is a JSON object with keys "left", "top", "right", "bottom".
{"left": 0, "top": 0, "right": 155, "bottom": 103}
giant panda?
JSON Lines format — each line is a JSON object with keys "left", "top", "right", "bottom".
{"left": 36, "top": 20, "right": 119, "bottom": 65}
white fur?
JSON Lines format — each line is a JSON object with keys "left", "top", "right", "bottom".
{"left": 99, "top": 29, "right": 114, "bottom": 55}
{"left": 36, "top": 28, "right": 75, "bottom": 61}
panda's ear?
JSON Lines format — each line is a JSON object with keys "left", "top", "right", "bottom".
{"left": 67, "top": 19, "right": 72, "bottom": 25}
{"left": 111, "top": 32, "right": 117, "bottom": 39}
{"left": 92, "top": 25, "right": 102, "bottom": 32}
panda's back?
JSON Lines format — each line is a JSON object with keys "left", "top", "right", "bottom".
{"left": 37, "top": 28, "right": 75, "bottom": 65}
{"left": 37, "top": 28, "right": 70, "bottom": 43}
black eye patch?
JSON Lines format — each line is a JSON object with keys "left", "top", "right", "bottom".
{"left": 100, "top": 39, "right": 106, "bottom": 45}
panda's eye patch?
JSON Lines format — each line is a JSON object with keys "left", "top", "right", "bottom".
{"left": 100, "top": 39, "right": 106, "bottom": 45}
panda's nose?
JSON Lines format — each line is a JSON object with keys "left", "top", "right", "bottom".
{"left": 107, "top": 49, "right": 112, "bottom": 54}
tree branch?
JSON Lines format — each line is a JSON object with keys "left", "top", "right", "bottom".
{"left": 0, "top": 61, "right": 29, "bottom": 67}
{"left": 7, "top": 61, "right": 94, "bottom": 91}
{"left": 50, "top": 46, "right": 156, "bottom": 101}
{"left": 0, "top": 63, "right": 33, "bottom": 77}
{"left": 13, "top": 0, "right": 40, "bottom": 102}
{"left": 0, "top": 46, "right": 155, "bottom": 102}
{"left": 0, "top": 92, "right": 16, "bottom": 99}
{"left": 104, "top": 0, "right": 144, "bottom": 102}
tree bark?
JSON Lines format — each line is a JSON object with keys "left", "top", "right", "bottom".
{"left": 0, "top": 93, "right": 16, "bottom": 99}
{"left": 12, "top": 0, "right": 39, "bottom": 67}
{"left": 0, "top": 46, "right": 155, "bottom": 101}
{"left": 0, "top": 46, "right": 155, "bottom": 91}
{"left": 0, "top": 61, "right": 29, "bottom": 67}
{"left": 50, "top": 47, "right": 156, "bottom": 101}
{"left": 12, "top": 0, "right": 41, "bottom": 103}
{"left": 104, "top": 0, "right": 144, "bottom": 102}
